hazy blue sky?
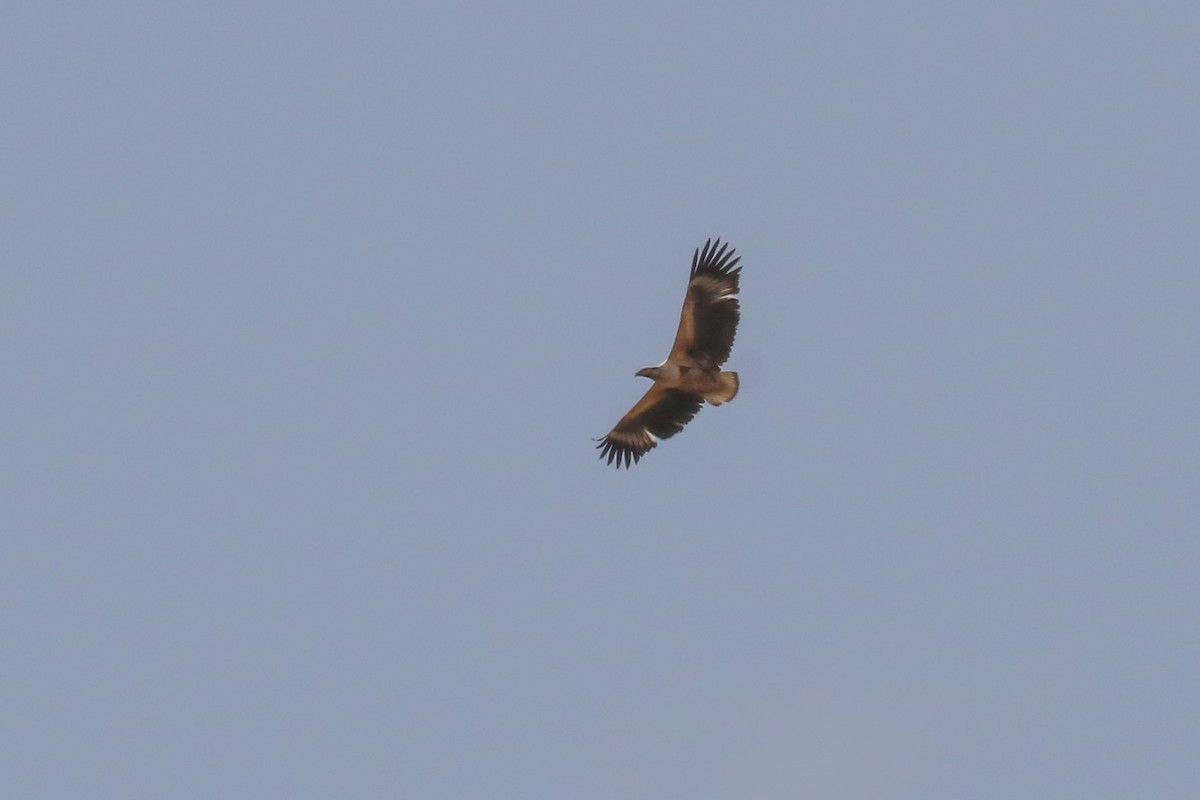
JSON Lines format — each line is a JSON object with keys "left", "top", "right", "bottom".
{"left": 4, "top": 3, "right": 1198, "bottom": 798}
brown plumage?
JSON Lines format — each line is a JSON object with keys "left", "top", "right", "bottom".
{"left": 596, "top": 238, "right": 742, "bottom": 468}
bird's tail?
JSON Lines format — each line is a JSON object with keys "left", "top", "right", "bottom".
{"left": 705, "top": 371, "right": 739, "bottom": 405}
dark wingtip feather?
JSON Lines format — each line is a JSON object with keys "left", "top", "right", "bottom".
{"left": 691, "top": 238, "right": 741, "bottom": 280}
{"left": 596, "top": 436, "right": 639, "bottom": 469}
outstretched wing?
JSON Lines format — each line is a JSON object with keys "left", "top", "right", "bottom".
{"left": 668, "top": 238, "right": 741, "bottom": 367}
{"left": 595, "top": 385, "right": 704, "bottom": 468}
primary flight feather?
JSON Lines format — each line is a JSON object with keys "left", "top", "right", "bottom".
{"left": 595, "top": 238, "right": 742, "bottom": 468}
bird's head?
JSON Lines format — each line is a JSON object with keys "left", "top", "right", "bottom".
{"left": 635, "top": 366, "right": 660, "bottom": 380}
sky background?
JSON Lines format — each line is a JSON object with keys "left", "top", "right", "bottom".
{"left": 4, "top": 2, "right": 1198, "bottom": 798}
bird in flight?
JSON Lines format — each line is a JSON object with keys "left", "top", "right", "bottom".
{"left": 596, "top": 238, "right": 742, "bottom": 468}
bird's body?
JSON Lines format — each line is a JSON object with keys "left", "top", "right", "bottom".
{"left": 636, "top": 363, "right": 739, "bottom": 404}
{"left": 596, "top": 239, "right": 742, "bottom": 468}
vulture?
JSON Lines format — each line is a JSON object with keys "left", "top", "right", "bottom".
{"left": 595, "top": 238, "right": 742, "bottom": 468}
